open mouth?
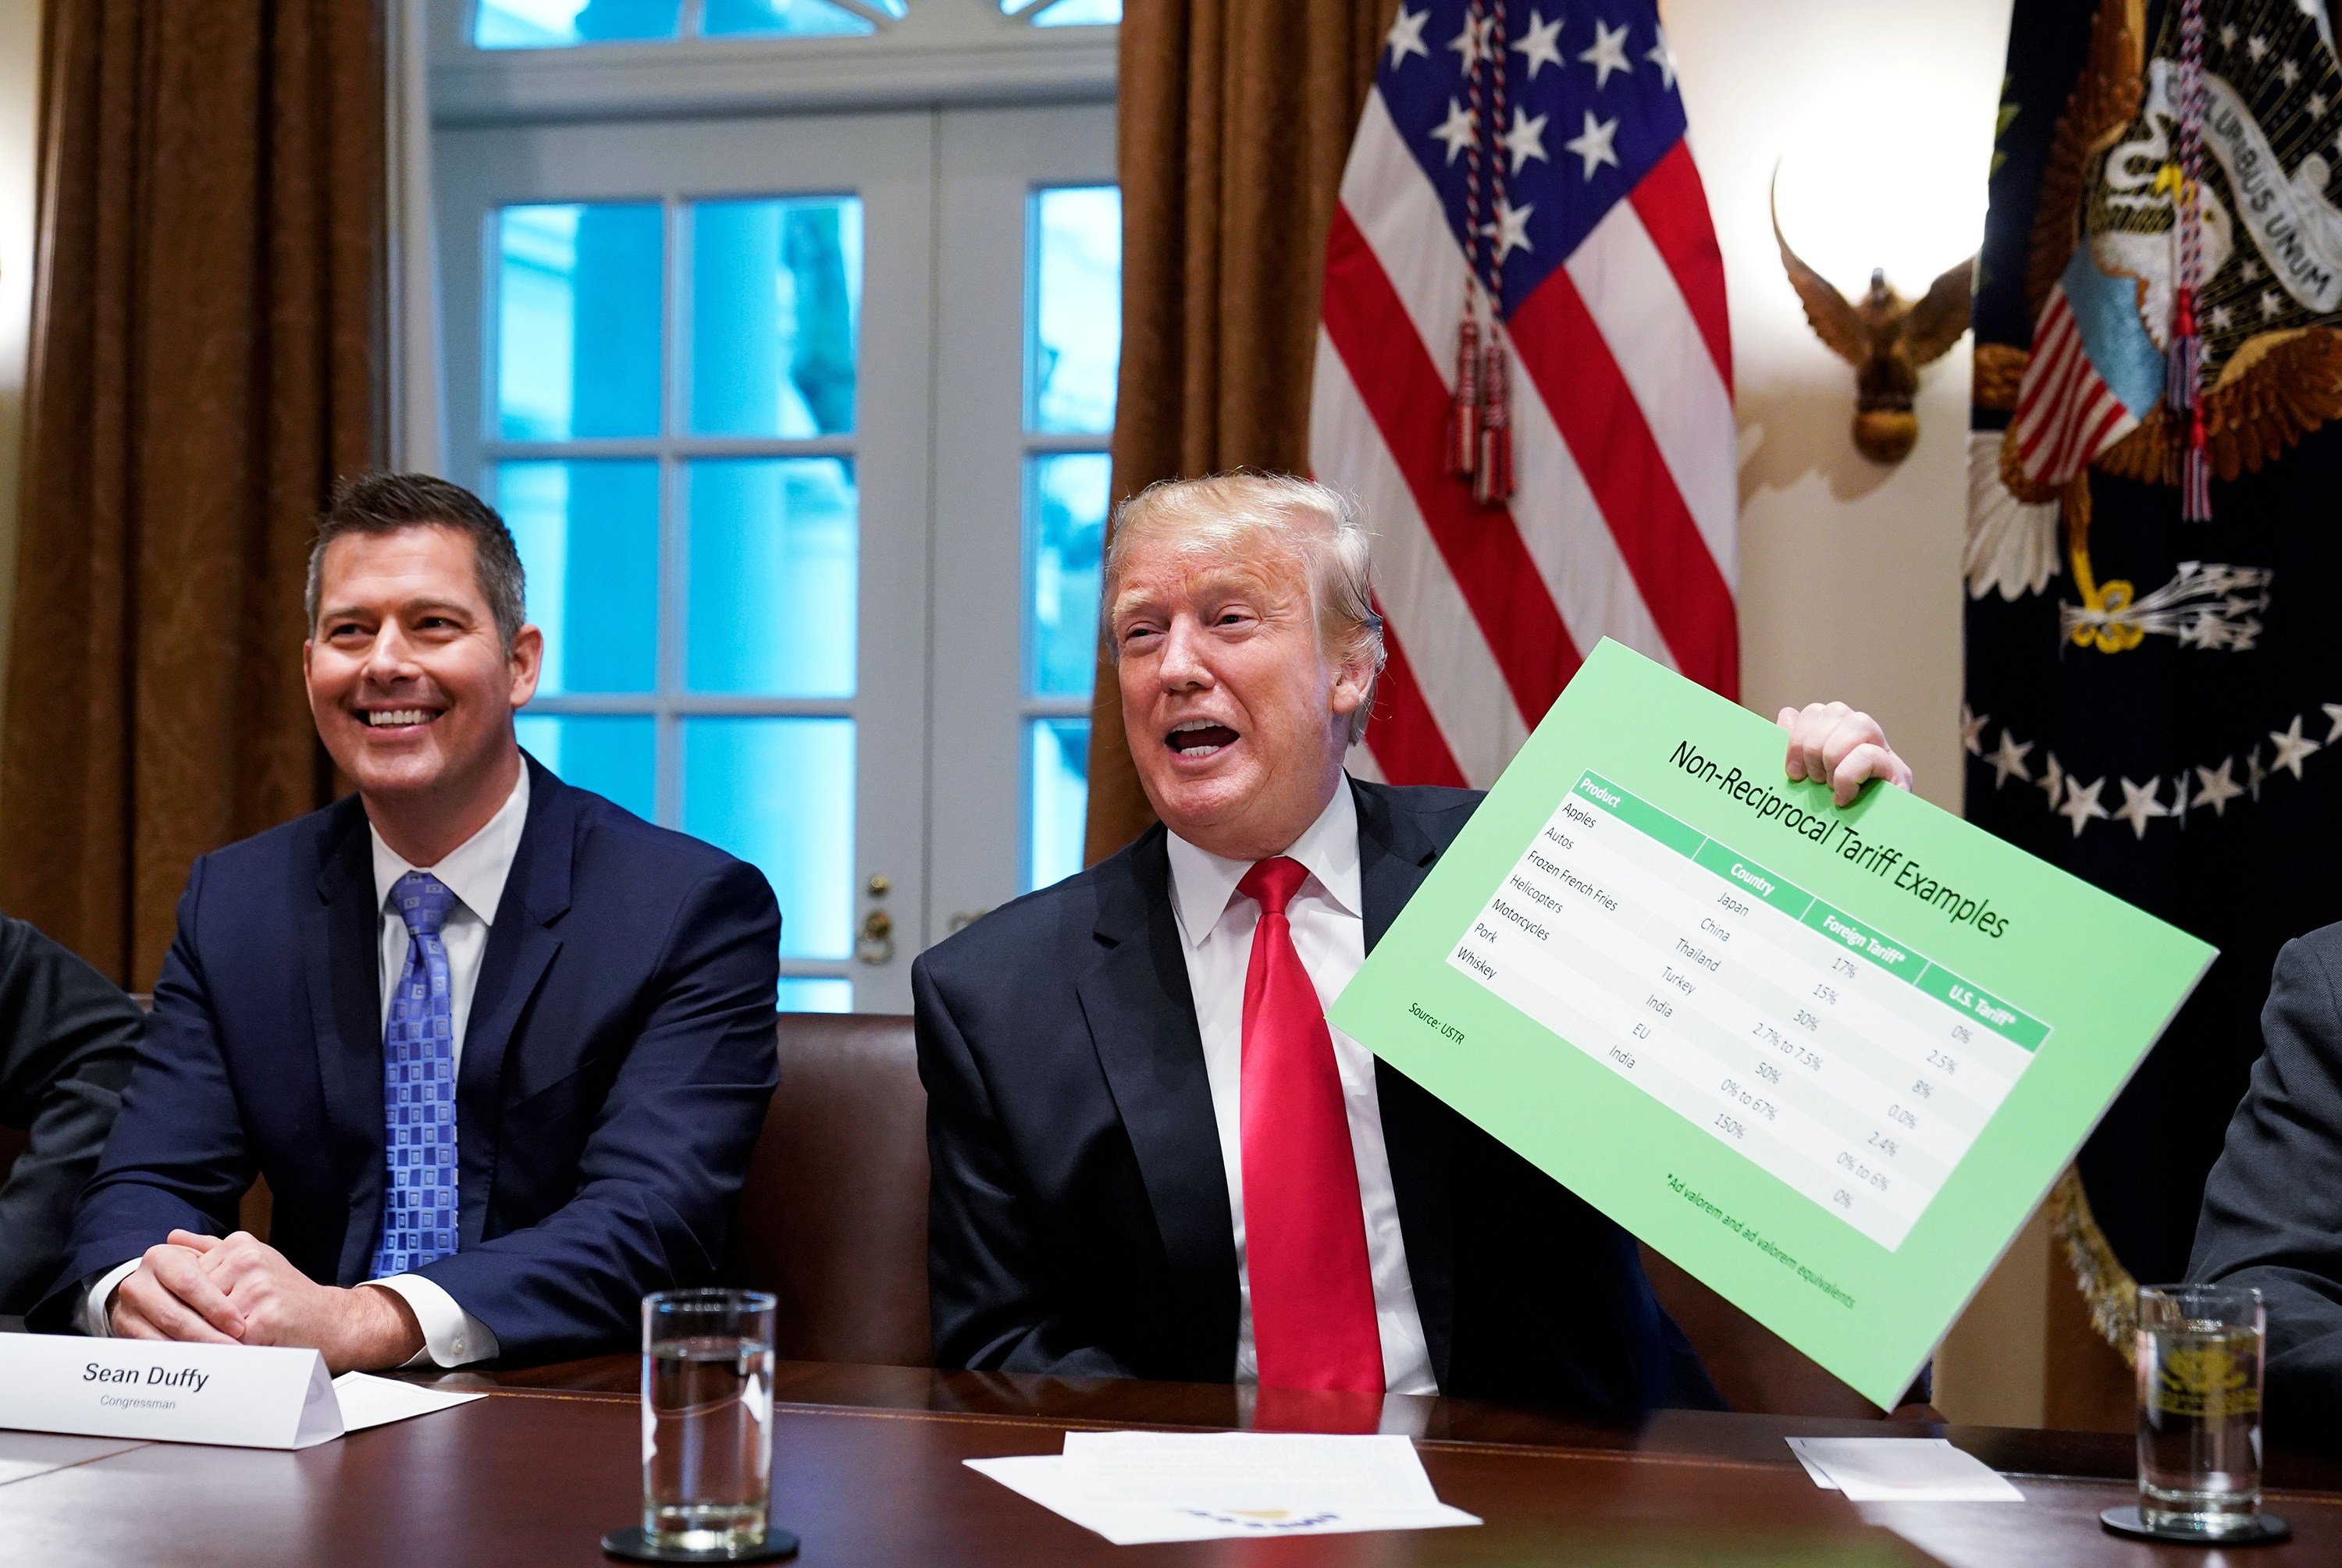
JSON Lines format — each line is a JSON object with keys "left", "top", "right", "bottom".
{"left": 359, "top": 706, "right": 442, "bottom": 731}
{"left": 1166, "top": 718, "right": 1240, "bottom": 759}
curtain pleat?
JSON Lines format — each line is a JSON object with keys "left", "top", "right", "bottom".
{"left": 3, "top": 0, "right": 383, "bottom": 987}
{"left": 1084, "top": 0, "right": 1395, "bottom": 866}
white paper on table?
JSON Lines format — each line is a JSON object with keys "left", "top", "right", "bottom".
{"left": 1786, "top": 1438, "right": 2023, "bottom": 1502}
{"left": 330, "top": 1373, "right": 484, "bottom": 1432}
{"left": 966, "top": 1431, "right": 1482, "bottom": 1545}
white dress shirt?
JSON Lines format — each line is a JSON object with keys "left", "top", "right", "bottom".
{"left": 86, "top": 768, "right": 529, "bottom": 1367}
{"left": 1165, "top": 780, "right": 1437, "bottom": 1396}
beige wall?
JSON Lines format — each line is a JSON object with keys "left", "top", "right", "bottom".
{"left": 0, "top": 0, "right": 38, "bottom": 771}
{"left": 1670, "top": 0, "right": 2049, "bottom": 1425}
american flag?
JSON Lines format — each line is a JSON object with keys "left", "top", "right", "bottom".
{"left": 1312, "top": 0, "right": 1738, "bottom": 789}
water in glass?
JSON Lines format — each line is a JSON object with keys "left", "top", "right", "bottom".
{"left": 2137, "top": 1286, "right": 2264, "bottom": 1537}
{"left": 643, "top": 1334, "right": 774, "bottom": 1550}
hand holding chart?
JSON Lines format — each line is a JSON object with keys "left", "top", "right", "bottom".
{"left": 1330, "top": 642, "right": 2215, "bottom": 1406}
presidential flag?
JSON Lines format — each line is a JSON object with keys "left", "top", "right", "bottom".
{"left": 1968, "top": 0, "right": 2342, "bottom": 1324}
{"left": 1312, "top": 0, "right": 1737, "bottom": 791}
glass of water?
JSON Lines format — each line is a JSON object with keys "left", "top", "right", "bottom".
{"left": 2136, "top": 1283, "right": 2265, "bottom": 1538}
{"left": 642, "top": 1289, "right": 777, "bottom": 1553}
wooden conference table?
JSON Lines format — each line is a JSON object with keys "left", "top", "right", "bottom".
{"left": 4, "top": 1357, "right": 2340, "bottom": 1566}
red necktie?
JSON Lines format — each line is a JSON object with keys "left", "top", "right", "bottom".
{"left": 1237, "top": 856, "right": 1383, "bottom": 1394}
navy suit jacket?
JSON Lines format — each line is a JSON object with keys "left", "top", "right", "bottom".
{"left": 2191, "top": 920, "right": 2342, "bottom": 1445}
{"left": 916, "top": 777, "right": 1720, "bottom": 1421}
{"left": 41, "top": 756, "right": 781, "bottom": 1363}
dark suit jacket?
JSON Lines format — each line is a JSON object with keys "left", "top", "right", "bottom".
{"left": 41, "top": 757, "right": 781, "bottom": 1363}
{"left": 2191, "top": 920, "right": 2342, "bottom": 1443}
{"left": 0, "top": 918, "right": 144, "bottom": 1314}
{"left": 915, "top": 777, "right": 1720, "bottom": 1421}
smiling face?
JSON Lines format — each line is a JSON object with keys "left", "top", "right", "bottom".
{"left": 304, "top": 524, "right": 542, "bottom": 855}
{"left": 1109, "top": 530, "right": 1372, "bottom": 862}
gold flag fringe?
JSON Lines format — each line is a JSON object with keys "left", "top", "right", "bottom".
{"left": 2047, "top": 1165, "right": 2138, "bottom": 1365}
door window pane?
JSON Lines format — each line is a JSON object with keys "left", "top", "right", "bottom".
{"left": 685, "top": 717, "right": 855, "bottom": 959}
{"left": 1025, "top": 453, "right": 1106, "bottom": 699}
{"left": 517, "top": 715, "right": 657, "bottom": 820}
{"left": 476, "top": 0, "right": 682, "bottom": 47}
{"left": 703, "top": 0, "right": 876, "bottom": 36}
{"left": 691, "top": 197, "right": 863, "bottom": 437}
{"left": 778, "top": 978, "right": 856, "bottom": 1012}
{"left": 1030, "top": 0, "right": 1122, "bottom": 23}
{"left": 498, "top": 203, "right": 664, "bottom": 440}
{"left": 685, "top": 459, "right": 858, "bottom": 697}
{"left": 1027, "top": 187, "right": 1121, "bottom": 434}
{"left": 500, "top": 460, "right": 660, "bottom": 695}
{"left": 1027, "top": 718, "right": 1089, "bottom": 891}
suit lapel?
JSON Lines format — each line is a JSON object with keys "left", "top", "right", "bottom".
{"left": 453, "top": 757, "right": 572, "bottom": 1248}
{"left": 1353, "top": 778, "right": 1461, "bottom": 1390}
{"left": 1073, "top": 827, "right": 1240, "bottom": 1373}
{"left": 303, "top": 799, "right": 393, "bottom": 1285}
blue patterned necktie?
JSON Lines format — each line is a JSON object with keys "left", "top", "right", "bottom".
{"left": 370, "top": 870, "right": 460, "bottom": 1278}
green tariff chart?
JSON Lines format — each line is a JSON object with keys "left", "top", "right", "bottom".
{"left": 1458, "top": 771, "right": 2047, "bottom": 1252}
{"left": 1332, "top": 640, "right": 2216, "bottom": 1406}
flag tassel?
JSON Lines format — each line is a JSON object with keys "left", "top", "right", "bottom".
{"left": 1475, "top": 329, "right": 1515, "bottom": 507}
{"left": 2169, "top": 285, "right": 2211, "bottom": 522}
{"left": 1448, "top": 316, "right": 1482, "bottom": 478}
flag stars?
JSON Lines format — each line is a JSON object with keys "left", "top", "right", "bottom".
{"left": 1504, "top": 106, "right": 1550, "bottom": 174}
{"left": 1483, "top": 194, "right": 1536, "bottom": 262}
{"left": 2281, "top": 58, "right": 2303, "bottom": 87}
{"left": 2038, "top": 751, "right": 2066, "bottom": 811}
{"left": 1431, "top": 98, "right": 1477, "bottom": 165}
{"left": 2262, "top": 288, "right": 2287, "bottom": 318}
{"left": 1578, "top": 17, "right": 1634, "bottom": 89}
{"left": 2059, "top": 775, "right": 2111, "bottom": 837}
{"left": 2209, "top": 303, "right": 2235, "bottom": 331}
{"left": 2241, "top": 258, "right": 2265, "bottom": 281}
{"left": 1564, "top": 109, "right": 1622, "bottom": 179}
{"left": 2219, "top": 21, "right": 2239, "bottom": 48}
{"left": 2192, "top": 758, "right": 2244, "bottom": 816}
{"left": 2269, "top": 713, "right": 2322, "bottom": 778}
{"left": 2248, "top": 34, "right": 2269, "bottom": 63}
{"left": 2113, "top": 777, "right": 2169, "bottom": 839}
{"left": 1511, "top": 8, "right": 1564, "bottom": 78}
{"left": 2312, "top": 91, "right": 2330, "bottom": 117}
{"left": 1383, "top": 4, "right": 1429, "bottom": 69}
{"left": 1959, "top": 703, "right": 1988, "bottom": 756}
{"left": 1986, "top": 730, "right": 2034, "bottom": 788}
{"left": 1449, "top": 12, "right": 1496, "bottom": 71}
{"left": 2323, "top": 702, "right": 2342, "bottom": 743}
{"left": 1646, "top": 24, "right": 1678, "bottom": 90}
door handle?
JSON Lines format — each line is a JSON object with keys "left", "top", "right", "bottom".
{"left": 856, "top": 908, "right": 895, "bottom": 965}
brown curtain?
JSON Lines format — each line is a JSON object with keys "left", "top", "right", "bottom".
{"left": 1082, "top": 0, "right": 1396, "bottom": 866}
{"left": 3, "top": 0, "right": 383, "bottom": 988}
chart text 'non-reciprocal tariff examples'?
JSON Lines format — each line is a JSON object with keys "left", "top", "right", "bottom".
{"left": 1449, "top": 771, "right": 2051, "bottom": 1251}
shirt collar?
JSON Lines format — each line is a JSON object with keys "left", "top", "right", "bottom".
{"left": 1165, "top": 777, "right": 1361, "bottom": 950}
{"left": 369, "top": 763, "right": 532, "bottom": 927}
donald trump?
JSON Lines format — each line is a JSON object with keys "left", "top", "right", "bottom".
{"left": 915, "top": 473, "right": 1910, "bottom": 1415}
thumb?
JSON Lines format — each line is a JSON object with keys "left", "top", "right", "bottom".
{"left": 166, "top": 1228, "right": 226, "bottom": 1254}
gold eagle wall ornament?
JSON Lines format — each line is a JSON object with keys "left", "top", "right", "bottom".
{"left": 1773, "top": 183, "right": 1976, "bottom": 464}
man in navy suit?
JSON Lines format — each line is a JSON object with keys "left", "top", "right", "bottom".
{"left": 41, "top": 473, "right": 780, "bottom": 1371}
{"left": 917, "top": 475, "right": 1911, "bottom": 1418}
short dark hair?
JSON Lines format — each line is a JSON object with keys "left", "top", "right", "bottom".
{"left": 306, "top": 472, "right": 527, "bottom": 651}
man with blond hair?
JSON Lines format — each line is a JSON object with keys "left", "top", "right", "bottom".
{"left": 916, "top": 473, "right": 1911, "bottom": 1415}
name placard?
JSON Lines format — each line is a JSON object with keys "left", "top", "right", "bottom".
{"left": 0, "top": 1334, "right": 343, "bottom": 1449}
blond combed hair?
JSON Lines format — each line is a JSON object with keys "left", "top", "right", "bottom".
{"left": 1101, "top": 473, "right": 1386, "bottom": 745}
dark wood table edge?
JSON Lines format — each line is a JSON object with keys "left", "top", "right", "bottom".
{"left": 395, "top": 1356, "right": 2342, "bottom": 1497}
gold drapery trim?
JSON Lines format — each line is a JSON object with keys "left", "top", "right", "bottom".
{"left": 2047, "top": 1164, "right": 2138, "bottom": 1364}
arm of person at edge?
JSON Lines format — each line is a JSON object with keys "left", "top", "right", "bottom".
{"left": 2187, "top": 928, "right": 2342, "bottom": 1445}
